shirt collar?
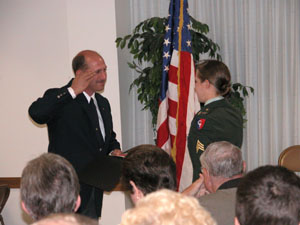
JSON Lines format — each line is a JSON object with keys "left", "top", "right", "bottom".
{"left": 218, "top": 178, "right": 242, "bottom": 190}
{"left": 83, "top": 92, "right": 95, "bottom": 103}
{"left": 205, "top": 96, "right": 224, "bottom": 106}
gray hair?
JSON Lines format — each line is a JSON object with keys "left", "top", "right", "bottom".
{"left": 21, "top": 153, "right": 80, "bottom": 220}
{"left": 200, "top": 141, "right": 243, "bottom": 178}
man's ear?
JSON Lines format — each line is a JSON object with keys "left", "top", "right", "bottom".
{"left": 234, "top": 217, "right": 240, "bottom": 225}
{"left": 202, "top": 167, "right": 210, "bottom": 178}
{"left": 74, "top": 195, "right": 81, "bottom": 212}
{"left": 21, "top": 201, "right": 30, "bottom": 216}
{"left": 242, "top": 161, "right": 247, "bottom": 173}
{"left": 75, "top": 69, "right": 81, "bottom": 77}
{"left": 202, "top": 168, "right": 213, "bottom": 192}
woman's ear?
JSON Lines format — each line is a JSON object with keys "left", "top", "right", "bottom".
{"left": 204, "top": 79, "right": 211, "bottom": 88}
{"left": 129, "top": 180, "right": 137, "bottom": 193}
{"left": 129, "top": 180, "right": 144, "bottom": 204}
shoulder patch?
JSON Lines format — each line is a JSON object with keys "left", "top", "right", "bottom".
{"left": 197, "top": 119, "right": 206, "bottom": 130}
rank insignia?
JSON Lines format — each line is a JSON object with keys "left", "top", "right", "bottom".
{"left": 197, "top": 119, "right": 206, "bottom": 130}
{"left": 196, "top": 140, "right": 204, "bottom": 153}
{"left": 197, "top": 111, "right": 207, "bottom": 115}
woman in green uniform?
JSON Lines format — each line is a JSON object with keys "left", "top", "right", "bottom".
{"left": 188, "top": 60, "right": 243, "bottom": 181}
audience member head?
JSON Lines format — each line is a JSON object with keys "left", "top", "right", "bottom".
{"left": 195, "top": 60, "right": 231, "bottom": 102}
{"left": 120, "top": 189, "right": 217, "bottom": 225}
{"left": 21, "top": 153, "right": 80, "bottom": 221}
{"left": 200, "top": 141, "right": 245, "bottom": 193}
{"left": 31, "top": 213, "right": 98, "bottom": 225}
{"left": 235, "top": 165, "right": 300, "bottom": 225}
{"left": 121, "top": 144, "right": 177, "bottom": 204}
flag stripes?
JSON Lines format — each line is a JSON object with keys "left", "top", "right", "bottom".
{"left": 157, "top": 0, "right": 199, "bottom": 190}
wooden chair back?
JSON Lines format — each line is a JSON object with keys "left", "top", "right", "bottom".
{"left": 278, "top": 145, "right": 300, "bottom": 172}
{"left": 0, "top": 184, "right": 10, "bottom": 225}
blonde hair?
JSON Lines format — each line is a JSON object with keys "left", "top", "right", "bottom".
{"left": 31, "top": 213, "right": 98, "bottom": 225}
{"left": 120, "top": 189, "right": 217, "bottom": 225}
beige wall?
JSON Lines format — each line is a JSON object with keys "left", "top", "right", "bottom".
{"left": 0, "top": 0, "right": 123, "bottom": 224}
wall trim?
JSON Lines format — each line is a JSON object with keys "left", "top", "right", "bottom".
{"left": 0, "top": 177, "right": 21, "bottom": 188}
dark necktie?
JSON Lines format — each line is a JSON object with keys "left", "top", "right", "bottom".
{"left": 89, "top": 98, "right": 104, "bottom": 142}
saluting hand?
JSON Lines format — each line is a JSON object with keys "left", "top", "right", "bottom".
{"left": 71, "top": 70, "right": 95, "bottom": 96}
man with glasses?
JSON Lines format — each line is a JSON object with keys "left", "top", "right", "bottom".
{"left": 183, "top": 141, "right": 245, "bottom": 225}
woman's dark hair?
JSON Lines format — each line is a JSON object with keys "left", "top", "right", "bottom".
{"left": 196, "top": 60, "right": 231, "bottom": 96}
{"left": 121, "top": 145, "right": 177, "bottom": 195}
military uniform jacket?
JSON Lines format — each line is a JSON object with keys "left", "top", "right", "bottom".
{"left": 188, "top": 99, "right": 243, "bottom": 181}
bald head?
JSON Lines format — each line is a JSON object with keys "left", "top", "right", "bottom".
{"left": 72, "top": 50, "right": 103, "bottom": 74}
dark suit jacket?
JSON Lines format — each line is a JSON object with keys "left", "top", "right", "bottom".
{"left": 198, "top": 178, "right": 241, "bottom": 225}
{"left": 28, "top": 79, "right": 120, "bottom": 172}
{"left": 29, "top": 80, "right": 120, "bottom": 217}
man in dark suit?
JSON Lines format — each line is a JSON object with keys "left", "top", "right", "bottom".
{"left": 28, "top": 50, "right": 123, "bottom": 219}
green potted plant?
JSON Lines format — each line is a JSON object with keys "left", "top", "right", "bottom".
{"left": 116, "top": 16, "right": 253, "bottom": 128}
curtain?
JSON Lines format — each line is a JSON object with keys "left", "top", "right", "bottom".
{"left": 117, "top": 0, "right": 300, "bottom": 172}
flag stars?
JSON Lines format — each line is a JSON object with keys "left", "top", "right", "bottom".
{"left": 186, "top": 40, "right": 191, "bottom": 47}
{"left": 164, "top": 65, "right": 169, "bottom": 72}
{"left": 164, "top": 38, "right": 171, "bottom": 47}
{"left": 163, "top": 51, "right": 171, "bottom": 59}
{"left": 187, "top": 22, "right": 192, "bottom": 30}
{"left": 165, "top": 25, "right": 171, "bottom": 32}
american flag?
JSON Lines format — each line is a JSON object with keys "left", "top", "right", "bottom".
{"left": 156, "top": 0, "right": 199, "bottom": 190}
